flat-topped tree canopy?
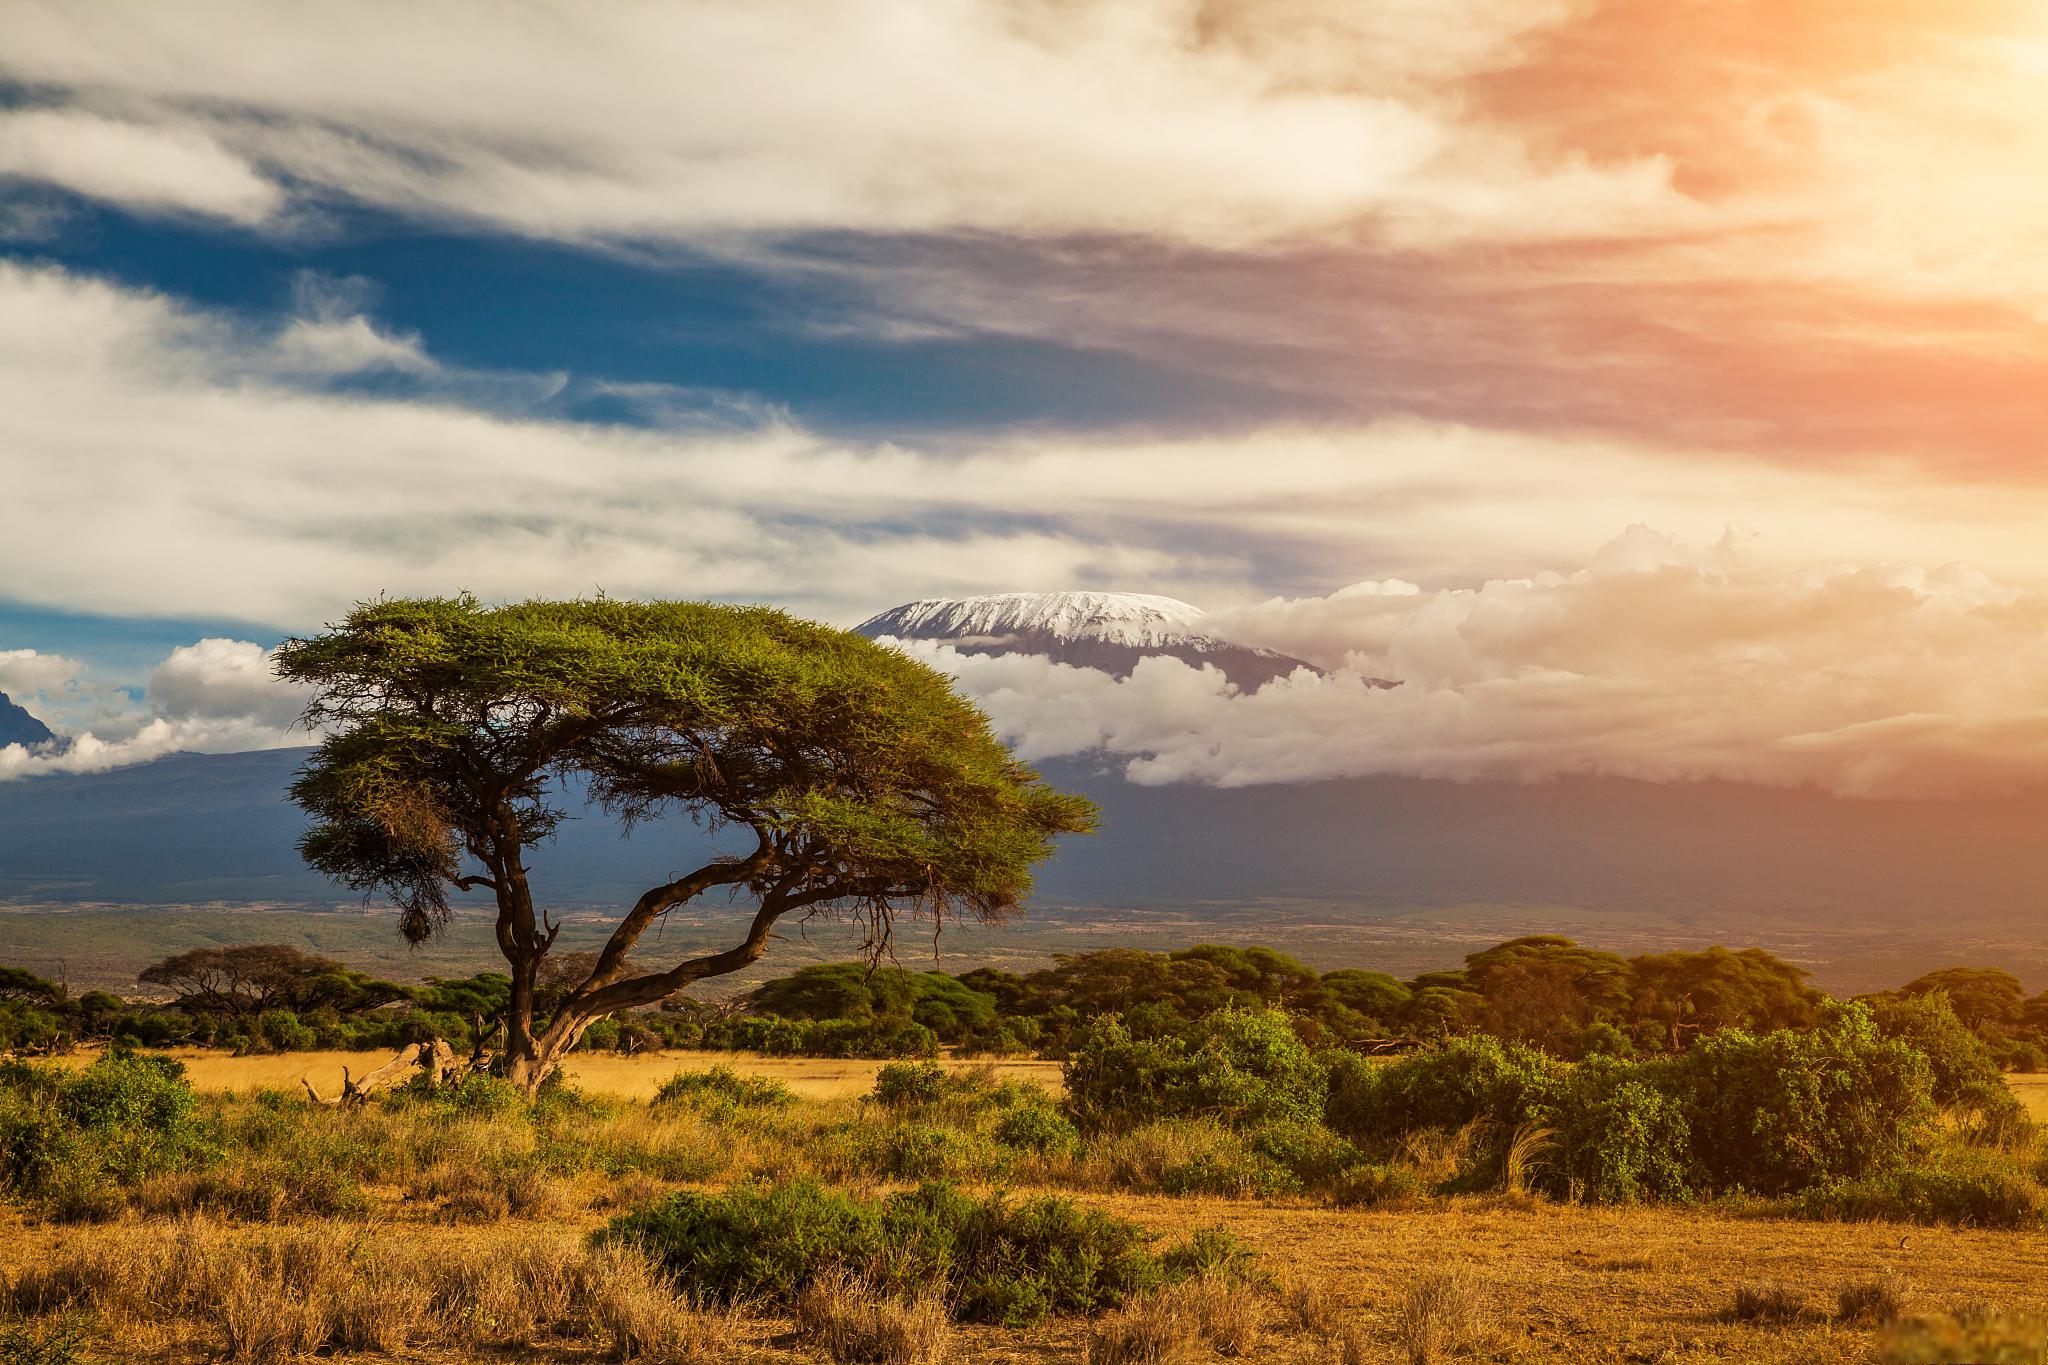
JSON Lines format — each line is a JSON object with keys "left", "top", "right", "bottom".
{"left": 275, "top": 595, "right": 1097, "bottom": 1091}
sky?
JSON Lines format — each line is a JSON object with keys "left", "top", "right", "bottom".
{"left": 3, "top": 0, "right": 2048, "bottom": 796}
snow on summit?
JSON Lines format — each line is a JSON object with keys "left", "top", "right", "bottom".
{"left": 860, "top": 591, "right": 1214, "bottom": 649}
{"left": 856, "top": 591, "right": 1314, "bottom": 690}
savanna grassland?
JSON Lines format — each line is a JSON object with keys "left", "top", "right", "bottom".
{"left": 4, "top": 1042, "right": 2047, "bottom": 1365}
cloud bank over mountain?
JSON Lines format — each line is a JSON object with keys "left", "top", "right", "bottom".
{"left": 0, "top": 639, "right": 300, "bottom": 780}
{"left": 903, "top": 529, "right": 2048, "bottom": 799}
{"left": 15, "top": 526, "right": 2048, "bottom": 800}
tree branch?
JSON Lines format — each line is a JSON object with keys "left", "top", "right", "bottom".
{"left": 567, "top": 826, "right": 779, "bottom": 1003}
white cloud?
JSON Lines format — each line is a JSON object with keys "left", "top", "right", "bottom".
{"left": 906, "top": 529, "right": 2048, "bottom": 799}
{"left": 0, "top": 107, "right": 281, "bottom": 224}
{"left": 0, "top": 648, "right": 86, "bottom": 697}
{"left": 0, "top": 0, "right": 1680, "bottom": 250}
{"left": 0, "top": 638, "right": 301, "bottom": 781}
{"left": 9, "top": 259, "right": 2048, "bottom": 640}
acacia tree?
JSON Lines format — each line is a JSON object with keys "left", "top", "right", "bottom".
{"left": 275, "top": 596, "right": 1096, "bottom": 1093}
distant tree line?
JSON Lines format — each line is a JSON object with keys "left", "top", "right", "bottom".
{"left": 4, "top": 935, "right": 2045, "bottom": 1070}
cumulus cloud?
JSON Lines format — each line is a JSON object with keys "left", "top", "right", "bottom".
{"left": 901, "top": 528, "right": 2048, "bottom": 800}
{"left": 0, "top": 638, "right": 301, "bottom": 781}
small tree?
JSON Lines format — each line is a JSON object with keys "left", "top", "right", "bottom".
{"left": 276, "top": 596, "right": 1096, "bottom": 1094}
{"left": 137, "top": 944, "right": 351, "bottom": 1018}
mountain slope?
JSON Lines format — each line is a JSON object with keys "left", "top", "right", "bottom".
{"left": 0, "top": 693, "right": 55, "bottom": 749}
{"left": 5, "top": 750, "right": 2048, "bottom": 950}
{"left": 856, "top": 591, "right": 1317, "bottom": 690}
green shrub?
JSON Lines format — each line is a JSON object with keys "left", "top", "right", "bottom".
{"left": 393, "top": 1069, "right": 526, "bottom": 1118}
{"left": 653, "top": 1065, "right": 796, "bottom": 1111}
{"left": 0, "top": 1051, "right": 219, "bottom": 1217}
{"left": 0, "top": 1316, "right": 89, "bottom": 1365}
{"left": 993, "top": 1105, "right": 1079, "bottom": 1156}
{"left": 1243, "top": 1117, "right": 1363, "bottom": 1187}
{"left": 1799, "top": 1161, "right": 2047, "bottom": 1230}
{"left": 873, "top": 1060, "right": 952, "bottom": 1109}
{"left": 1330, "top": 1035, "right": 1562, "bottom": 1147}
{"left": 1064, "top": 1008, "right": 1327, "bottom": 1133}
{"left": 1541, "top": 1057, "right": 1693, "bottom": 1203}
{"left": 1871, "top": 993, "right": 2028, "bottom": 1132}
{"left": 1083, "top": 1119, "right": 1296, "bottom": 1197}
{"left": 1681, "top": 1004, "right": 1934, "bottom": 1195}
{"left": 600, "top": 1178, "right": 1179, "bottom": 1325}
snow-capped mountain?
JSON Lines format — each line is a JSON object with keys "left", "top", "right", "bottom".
{"left": 855, "top": 591, "right": 1316, "bottom": 690}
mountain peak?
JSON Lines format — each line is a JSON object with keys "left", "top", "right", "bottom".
{"left": 856, "top": 590, "right": 1313, "bottom": 690}
{"left": 0, "top": 691, "right": 56, "bottom": 749}
{"left": 860, "top": 591, "right": 1211, "bottom": 649}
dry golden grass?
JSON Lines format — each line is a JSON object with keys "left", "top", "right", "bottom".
{"left": 48, "top": 1045, "right": 1065, "bottom": 1101}
{"left": 4, "top": 1190, "right": 2047, "bottom": 1363}
{"left": 2013, "top": 1073, "right": 2048, "bottom": 1122}
{"left": 1392, "top": 1266, "right": 1490, "bottom": 1365}
{"left": 795, "top": 1269, "right": 952, "bottom": 1364}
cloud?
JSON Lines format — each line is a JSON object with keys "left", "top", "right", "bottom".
{"left": 0, "top": 648, "right": 87, "bottom": 697}
{"left": 0, "top": 0, "right": 1679, "bottom": 250}
{"left": 903, "top": 528, "right": 2048, "bottom": 799}
{"left": 0, "top": 107, "right": 281, "bottom": 224}
{"left": 10, "top": 259, "right": 2048, "bottom": 644}
{"left": 0, "top": 637, "right": 301, "bottom": 780}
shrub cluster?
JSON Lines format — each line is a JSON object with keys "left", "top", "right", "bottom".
{"left": 0, "top": 1051, "right": 220, "bottom": 1220}
{"left": 1062, "top": 998, "right": 2041, "bottom": 1218}
{"left": 599, "top": 1178, "right": 1238, "bottom": 1326}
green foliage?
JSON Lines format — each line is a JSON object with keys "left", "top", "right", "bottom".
{"left": 873, "top": 1060, "right": 952, "bottom": 1109}
{"left": 599, "top": 1178, "right": 1174, "bottom": 1325}
{"left": 1541, "top": 1056, "right": 1693, "bottom": 1203}
{"left": 1871, "top": 991, "right": 2028, "bottom": 1132}
{"left": 392, "top": 1069, "right": 527, "bottom": 1118}
{"left": 993, "top": 1104, "right": 1080, "bottom": 1155}
{"left": 751, "top": 964, "right": 1001, "bottom": 1045}
{"left": 1330, "top": 1034, "right": 1564, "bottom": 1146}
{"left": 1064, "top": 1007, "right": 1327, "bottom": 1133}
{"left": 278, "top": 595, "right": 1097, "bottom": 943}
{"left": 0, "top": 1051, "right": 218, "bottom": 1220}
{"left": 1680, "top": 1003, "right": 1935, "bottom": 1195}
{"left": 0, "top": 1316, "right": 89, "bottom": 1365}
{"left": 1083, "top": 1119, "right": 1298, "bottom": 1197}
{"left": 1799, "top": 1158, "right": 2047, "bottom": 1230}
{"left": 653, "top": 1065, "right": 795, "bottom": 1111}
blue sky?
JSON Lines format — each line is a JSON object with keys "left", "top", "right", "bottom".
{"left": 5, "top": 0, "right": 2048, "bottom": 798}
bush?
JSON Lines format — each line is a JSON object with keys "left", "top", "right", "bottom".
{"left": 600, "top": 1178, "right": 1190, "bottom": 1326}
{"left": 1798, "top": 1160, "right": 2047, "bottom": 1230}
{"left": 993, "top": 1105, "right": 1079, "bottom": 1156}
{"left": 1682, "top": 1004, "right": 1934, "bottom": 1195}
{"left": 1243, "top": 1117, "right": 1363, "bottom": 1188}
{"left": 1064, "top": 1008, "right": 1327, "bottom": 1133}
{"left": 1540, "top": 1057, "right": 1693, "bottom": 1203}
{"left": 872, "top": 1061, "right": 951, "bottom": 1109}
{"left": 1330, "top": 1035, "right": 1562, "bottom": 1148}
{"left": 1080, "top": 1119, "right": 1296, "bottom": 1197}
{"left": 1872, "top": 993, "right": 2029, "bottom": 1136}
{"left": 653, "top": 1066, "right": 796, "bottom": 1111}
{"left": 0, "top": 1051, "right": 219, "bottom": 1217}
